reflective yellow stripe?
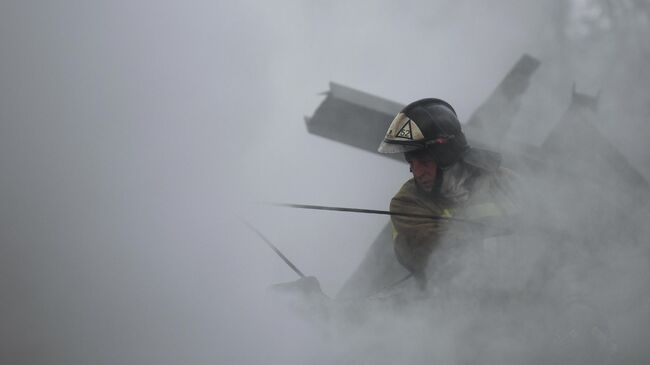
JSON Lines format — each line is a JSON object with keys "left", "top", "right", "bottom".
{"left": 464, "top": 202, "right": 505, "bottom": 219}
{"left": 391, "top": 221, "right": 399, "bottom": 240}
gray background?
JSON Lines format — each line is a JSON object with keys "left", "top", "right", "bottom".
{"left": 1, "top": 1, "right": 649, "bottom": 364}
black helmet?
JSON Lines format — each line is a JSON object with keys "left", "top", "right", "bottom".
{"left": 378, "top": 98, "right": 469, "bottom": 168}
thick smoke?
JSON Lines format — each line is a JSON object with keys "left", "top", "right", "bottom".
{"left": 1, "top": 1, "right": 649, "bottom": 364}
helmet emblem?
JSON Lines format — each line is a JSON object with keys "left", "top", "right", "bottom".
{"left": 382, "top": 112, "right": 425, "bottom": 144}
{"left": 397, "top": 120, "right": 414, "bottom": 139}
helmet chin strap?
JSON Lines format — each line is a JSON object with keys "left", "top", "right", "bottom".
{"left": 435, "top": 166, "right": 444, "bottom": 193}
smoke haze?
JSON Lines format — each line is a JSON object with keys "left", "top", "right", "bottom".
{"left": 1, "top": 1, "right": 649, "bottom": 364}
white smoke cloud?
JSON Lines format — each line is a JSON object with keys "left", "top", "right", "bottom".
{"left": 1, "top": 0, "right": 648, "bottom": 364}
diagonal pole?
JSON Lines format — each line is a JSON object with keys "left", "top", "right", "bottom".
{"left": 242, "top": 220, "right": 306, "bottom": 278}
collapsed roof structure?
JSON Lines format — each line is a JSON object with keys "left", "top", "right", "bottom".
{"left": 304, "top": 54, "right": 649, "bottom": 298}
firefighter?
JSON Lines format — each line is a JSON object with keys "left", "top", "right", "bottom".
{"left": 378, "top": 98, "right": 519, "bottom": 288}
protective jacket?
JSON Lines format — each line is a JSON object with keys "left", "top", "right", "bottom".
{"left": 390, "top": 160, "right": 519, "bottom": 284}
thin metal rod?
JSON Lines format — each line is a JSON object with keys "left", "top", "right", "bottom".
{"left": 242, "top": 220, "right": 306, "bottom": 278}
{"left": 268, "top": 202, "right": 486, "bottom": 228}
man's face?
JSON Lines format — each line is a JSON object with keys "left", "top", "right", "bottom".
{"left": 409, "top": 158, "right": 438, "bottom": 193}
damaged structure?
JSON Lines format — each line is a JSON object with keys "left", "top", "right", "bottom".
{"left": 303, "top": 54, "right": 650, "bottom": 299}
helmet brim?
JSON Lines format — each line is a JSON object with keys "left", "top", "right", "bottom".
{"left": 377, "top": 140, "right": 423, "bottom": 154}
